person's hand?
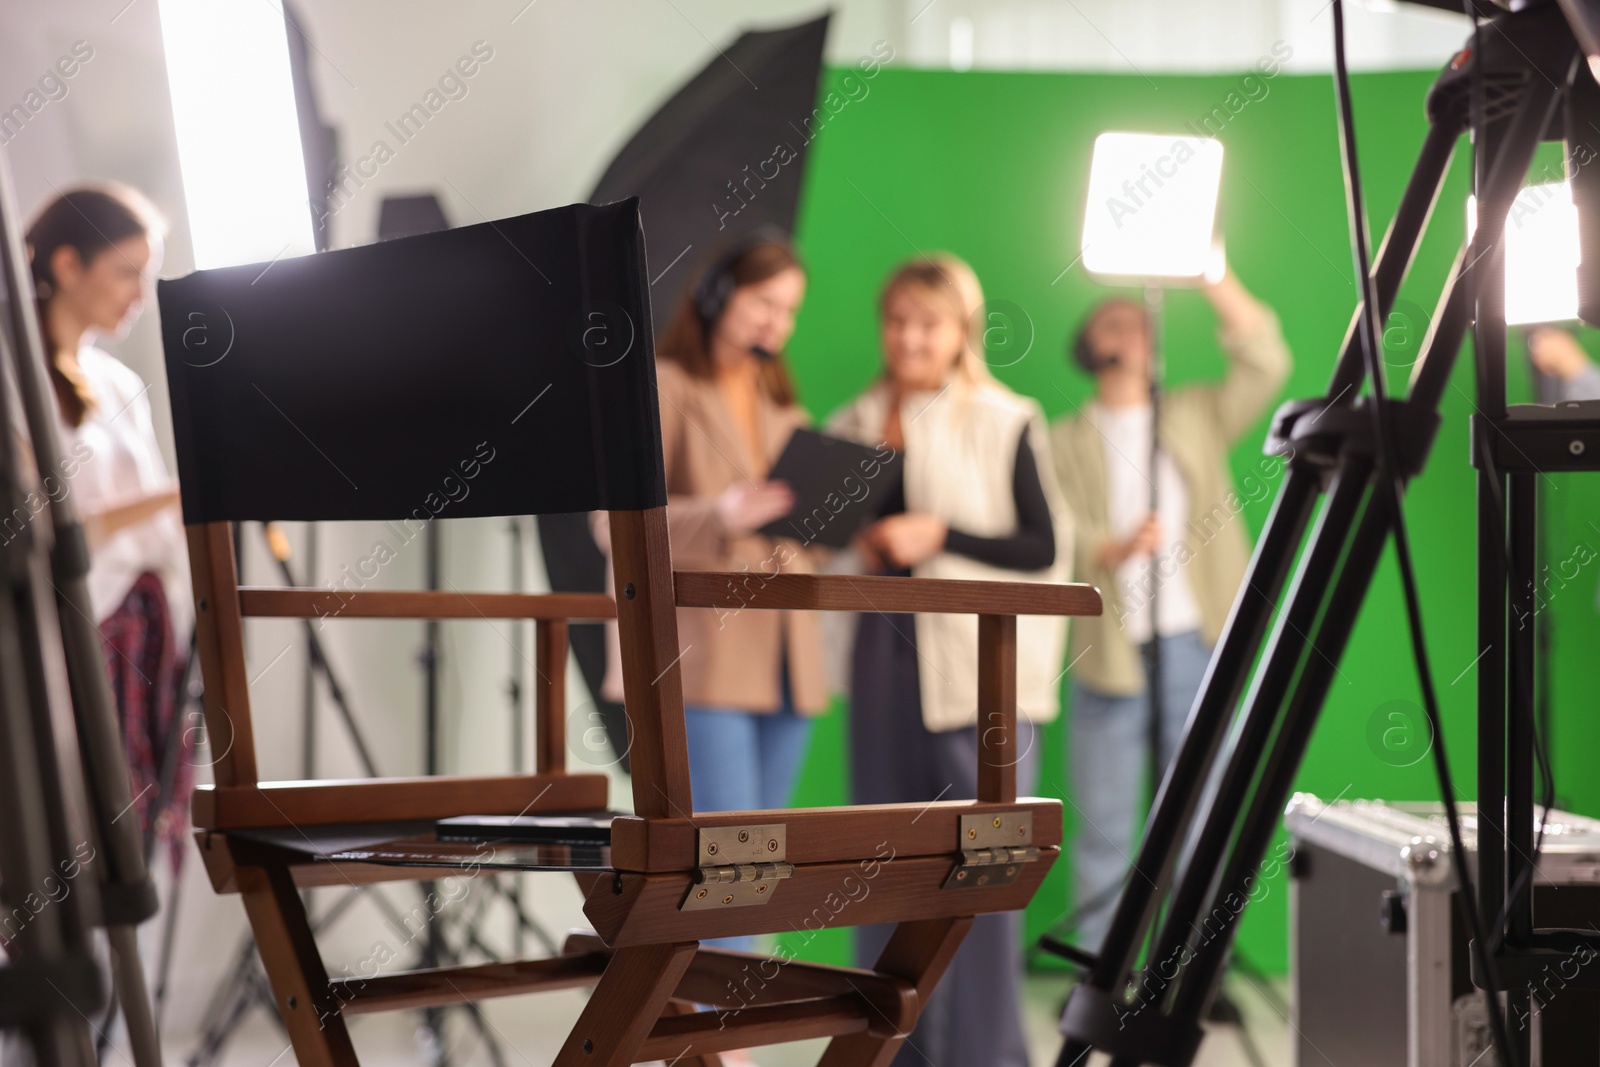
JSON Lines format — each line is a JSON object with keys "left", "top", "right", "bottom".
{"left": 1201, "top": 268, "right": 1267, "bottom": 338}
{"left": 1528, "top": 327, "right": 1593, "bottom": 383}
{"left": 1095, "top": 514, "right": 1162, "bottom": 569}
{"left": 82, "top": 485, "right": 181, "bottom": 550}
{"left": 851, "top": 529, "right": 888, "bottom": 573}
{"left": 865, "top": 512, "right": 948, "bottom": 568}
{"left": 715, "top": 479, "right": 794, "bottom": 536}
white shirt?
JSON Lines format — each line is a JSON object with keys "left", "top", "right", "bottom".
{"left": 53, "top": 343, "right": 189, "bottom": 632}
{"left": 1091, "top": 401, "right": 1201, "bottom": 645}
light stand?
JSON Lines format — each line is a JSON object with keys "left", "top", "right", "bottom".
{"left": 1063, "top": 129, "right": 1223, "bottom": 951}
{"left": 1143, "top": 282, "right": 1165, "bottom": 812}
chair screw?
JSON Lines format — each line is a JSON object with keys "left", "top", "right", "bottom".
{"left": 623, "top": 583, "right": 636, "bottom": 599}
{"left": 583, "top": 1038, "right": 593, "bottom": 1054}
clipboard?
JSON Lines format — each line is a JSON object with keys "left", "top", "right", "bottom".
{"left": 757, "top": 428, "right": 902, "bottom": 548}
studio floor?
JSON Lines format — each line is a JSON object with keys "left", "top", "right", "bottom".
{"left": 171, "top": 971, "right": 1293, "bottom": 1067}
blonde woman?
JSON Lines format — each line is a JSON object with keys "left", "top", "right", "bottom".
{"left": 827, "top": 255, "right": 1072, "bottom": 1067}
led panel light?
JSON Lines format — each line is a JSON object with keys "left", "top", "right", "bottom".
{"left": 1082, "top": 132, "right": 1224, "bottom": 281}
{"left": 1468, "top": 181, "right": 1581, "bottom": 325}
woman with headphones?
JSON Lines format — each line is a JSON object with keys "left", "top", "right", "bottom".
{"left": 603, "top": 236, "right": 826, "bottom": 861}
{"left": 827, "top": 255, "right": 1073, "bottom": 1067}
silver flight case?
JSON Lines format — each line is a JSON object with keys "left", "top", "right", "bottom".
{"left": 1285, "top": 793, "right": 1600, "bottom": 1067}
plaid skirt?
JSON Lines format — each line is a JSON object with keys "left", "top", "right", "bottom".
{"left": 100, "top": 570, "right": 194, "bottom": 874}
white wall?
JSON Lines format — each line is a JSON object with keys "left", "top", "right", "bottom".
{"left": 0, "top": 0, "right": 1474, "bottom": 1053}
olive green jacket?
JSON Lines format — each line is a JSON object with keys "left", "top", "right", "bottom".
{"left": 1049, "top": 313, "right": 1291, "bottom": 695}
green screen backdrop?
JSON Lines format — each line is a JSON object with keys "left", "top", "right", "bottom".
{"left": 763, "top": 60, "right": 1600, "bottom": 973}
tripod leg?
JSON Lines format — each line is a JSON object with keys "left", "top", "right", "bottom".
{"left": 152, "top": 859, "right": 183, "bottom": 1030}
{"left": 1155, "top": 461, "right": 1368, "bottom": 977}
{"left": 453, "top": 1002, "right": 509, "bottom": 1067}
{"left": 1167, "top": 484, "right": 1394, "bottom": 1025}
{"left": 106, "top": 926, "right": 161, "bottom": 1067}
{"left": 236, "top": 863, "right": 357, "bottom": 1067}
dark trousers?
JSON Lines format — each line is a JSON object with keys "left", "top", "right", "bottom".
{"left": 849, "top": 610, "right": 1036, "bottom": 1067}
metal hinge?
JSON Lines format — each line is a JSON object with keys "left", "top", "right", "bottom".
{"left": 944, "top": 811, "right": 1040, "bottom": 889}
{"left": 680, "top": 823, "right": 792, "bottom": 910}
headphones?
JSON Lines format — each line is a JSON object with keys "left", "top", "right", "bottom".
{"left": 1070, "top": 321, "right": 1106, "bottom": 373}
{"left": 692, "top": 227, "right": 790, "bottom": 331}
{"left": 1069, "top": 298, "right": 1149, "bottom": 373}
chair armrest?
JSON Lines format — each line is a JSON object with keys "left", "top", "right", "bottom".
{"left": 238, "top": 588, "right": 615, "bottom": 621}
{"left": 673, "top": 571, "right": 1101, "bottom": 617}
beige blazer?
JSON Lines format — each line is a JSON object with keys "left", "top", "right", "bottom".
{"left": 600, "top": 359, "right": 829, "bottom": 715}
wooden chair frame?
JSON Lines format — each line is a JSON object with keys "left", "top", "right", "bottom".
{"left": 186, "top": 503, "right": 1100, "bottom": 1066}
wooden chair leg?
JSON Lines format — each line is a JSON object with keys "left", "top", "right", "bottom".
{"left": 662, "top": 1001, "right": 724, "bottom": 1067}
{"left": 236, "top": 863, "right": 359, "bottom": 1067}
{"left": 816, "top": 916, "right": 975, "bottom": 1067}
{"left": 554, "top": 941, "right": 699, "bottom": 1066}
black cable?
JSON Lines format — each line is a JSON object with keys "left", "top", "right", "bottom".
{"left": 1330, "top": 3, "right": 1518, "bottom": 1065}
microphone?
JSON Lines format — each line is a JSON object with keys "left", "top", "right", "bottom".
{"left": 749, "top": 344, "right": 775, "bottom": 362}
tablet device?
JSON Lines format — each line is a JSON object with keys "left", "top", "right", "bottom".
{"left": 435, "top": 812, "right": 617, "bottom": 845}
{"left": 758, "top": 428, "right": 902, "bottom": 549}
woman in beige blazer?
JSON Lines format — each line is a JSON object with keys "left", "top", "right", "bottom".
{"left": 605, "top": 238, "right": 828, "bottom": 837}
{"left": 827, "top": 255, "right": 1071, "bottom": 1067}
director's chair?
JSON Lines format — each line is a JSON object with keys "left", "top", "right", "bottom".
{"left": 158, "top": 198, "right": 1101, "bottom": 1066}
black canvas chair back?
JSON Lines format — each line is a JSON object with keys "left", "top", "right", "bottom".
{"left": 159, "top": 198, "right": 663, "bottom": 525}
{"left": 155, "top": 200, "right": 659, "bottom": 826}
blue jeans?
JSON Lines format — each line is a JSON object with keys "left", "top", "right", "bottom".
{"left": 1069, "top": 630, "right": 1211, "bottom": 952}
{"left": 684, "top": 669, "right": 812, "bottom": 952}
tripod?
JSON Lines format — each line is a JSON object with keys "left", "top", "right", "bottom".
{"left": 1055, "top": 5, "right": 1597, "bottom": 1066}
{"left": 0, "top": 149, "right": 162, "bottom": 1067}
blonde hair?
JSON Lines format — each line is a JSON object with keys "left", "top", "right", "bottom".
{"left": 877, "top": 253, "right": 997, "bottom": 386}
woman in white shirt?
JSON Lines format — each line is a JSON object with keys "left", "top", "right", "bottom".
{"left": 827, "top": 255, "right": 1073, "bottom": 1067}
{"left": 27, "top": 183, "right": 191, "bottom": 867}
